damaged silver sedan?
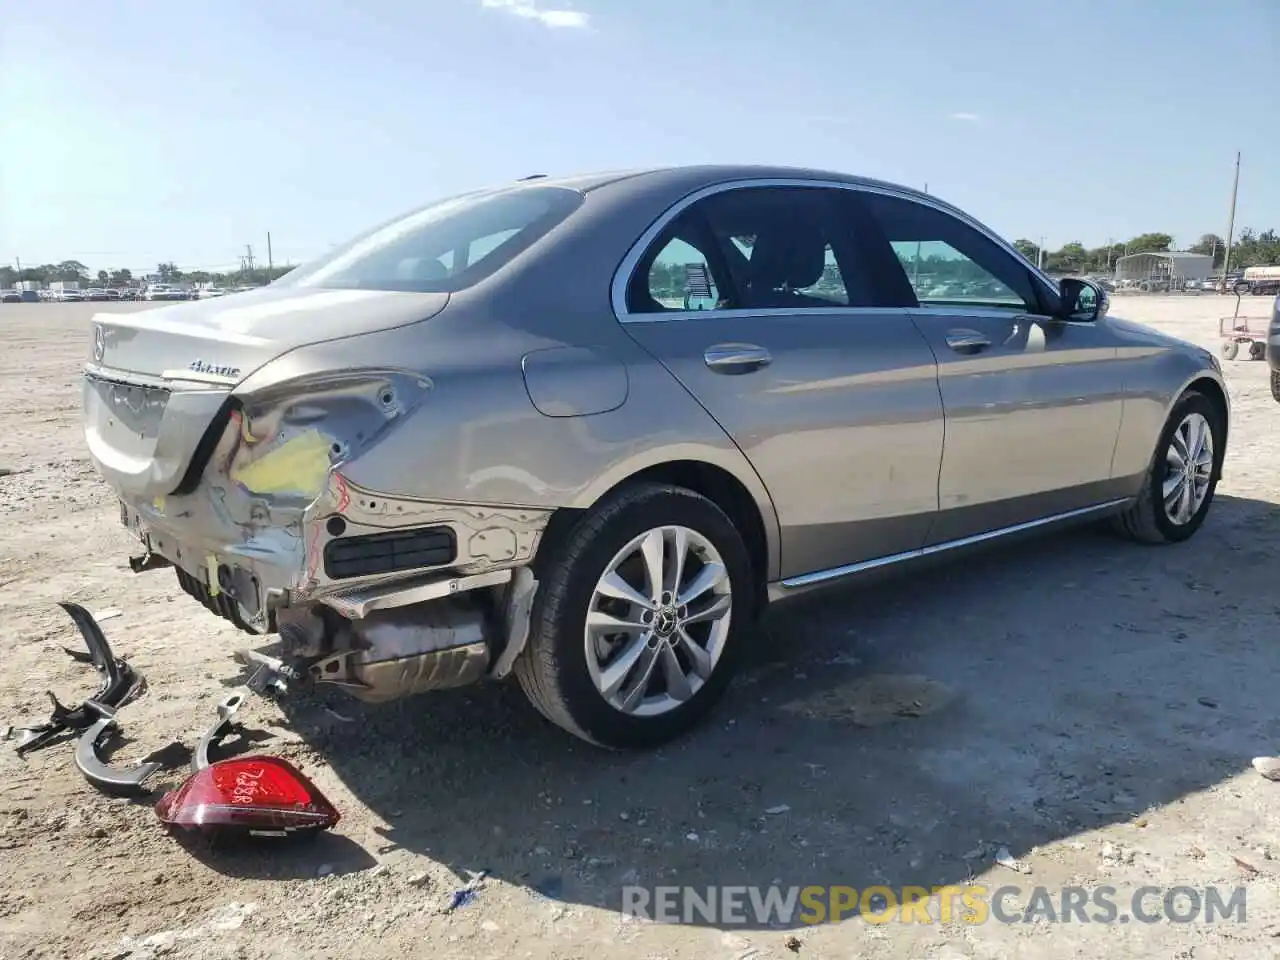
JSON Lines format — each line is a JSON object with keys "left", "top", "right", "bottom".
{"left": 82, "top": 165, "right": 1229, "bottom": 748}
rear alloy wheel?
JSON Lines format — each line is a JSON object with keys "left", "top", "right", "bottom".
{"left": 516, "top": 483, "right": 755, "bottom": 748}
{"left": 1110, "top": 390, "right": 1224, "bottom": 544}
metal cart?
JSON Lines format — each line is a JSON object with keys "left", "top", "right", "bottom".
{"left": 1218, "top": 281, "right": 1270, "bottom": 361}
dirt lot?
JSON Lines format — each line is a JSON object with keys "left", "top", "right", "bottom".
{"left": 1, "top": 298, "right": 1278, "bottom": 960}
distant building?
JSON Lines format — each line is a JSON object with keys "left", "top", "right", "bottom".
{"left": 1113, "top": 251, "right": 1214, "bottom": 284}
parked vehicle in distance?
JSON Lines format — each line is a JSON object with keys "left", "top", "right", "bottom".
{"left": 197, "top": 287, "right": 228, "bottom": 299}
{"left": 84, "top": 287, "right": 109, "bottom": 301}
{"left": 81, "top": 165, "right": 1230, "bottom": 748}
{"left": 59, "top": 289, "right": 84, "bottom": 302}
{"left": 1, "top": 290, "right": 21, "bottom": 303}
{"left": 20, "top": 290, "right": 39, "bottom": 303}
{"left": 1243, "top": 265, "right": 1280, "bottom": 297}
{"left": 143, "top": 284, "right": 186, "bottom": 301}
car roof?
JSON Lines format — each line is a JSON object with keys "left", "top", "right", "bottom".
{"left": 528, "top": 164, "right": 933, "bottom": 204}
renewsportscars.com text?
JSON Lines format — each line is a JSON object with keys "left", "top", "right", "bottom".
{"left": 621, "top": 884, "right": 1248, "bottom": 926}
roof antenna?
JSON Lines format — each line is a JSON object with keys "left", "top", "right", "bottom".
{"left": 517, "top": 173, "right": 548, "bottom": 181}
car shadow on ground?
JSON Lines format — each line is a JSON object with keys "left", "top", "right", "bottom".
{"left": 266, "top": 494, "right": 1280, "bottom": 929}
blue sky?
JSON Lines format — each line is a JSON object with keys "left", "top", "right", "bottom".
{"left": 2, "top": 0, "right": 1277, "bottom": 274}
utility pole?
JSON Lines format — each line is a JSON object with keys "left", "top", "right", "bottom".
{"left": 267, "top": 233, "right": 273, "bottom": 277}
{"left": 1220, "top": 151, "right": 1240, "bottom": 291}
{"left": 1037, "top": 236, "right": 1046, "bottom": 270}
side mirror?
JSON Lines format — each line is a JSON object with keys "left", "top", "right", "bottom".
{"left": 1058, "top": 277, "right": 1108, "bottom": 322}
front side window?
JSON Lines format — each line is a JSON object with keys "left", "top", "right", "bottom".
{"left": 861, "top": 193, "right": 1042, "bottom": 313}
{"left": 626, "top": 187, "right": 867, "bottom": 314}
{"left": 279, "top": 185, "right": 583, "bottom": 294}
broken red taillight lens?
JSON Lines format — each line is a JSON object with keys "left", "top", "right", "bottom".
{"left": 155, "top": 756, "right": 340, "bottom": 838}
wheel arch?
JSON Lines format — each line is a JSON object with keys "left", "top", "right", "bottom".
{"left": 545, "top": 451, "right": 780, "bottom": 591}
{"left": 1180, "top": 372, "right": 1230, "bottom": 472}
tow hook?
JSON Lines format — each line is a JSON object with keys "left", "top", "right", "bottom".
{"left": 13, "top": 602, "right": 145, "bottom": 756}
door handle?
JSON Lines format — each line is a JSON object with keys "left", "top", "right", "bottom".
{"left": 945, "top": 329, "right": 992, "bottom": 354}
{"left": 703, "top": 342, "right": 772, "bottom": 374}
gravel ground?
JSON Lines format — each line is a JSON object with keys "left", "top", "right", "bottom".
{"left": 0, "top": 297, "right": 1278, "bottom": 960}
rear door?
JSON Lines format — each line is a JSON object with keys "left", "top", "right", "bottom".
{"left": 855, "top": 190, "right": 1125, "bottom": 545}
{"left": 617, "top": 184, "right": 944, "bottom": 581}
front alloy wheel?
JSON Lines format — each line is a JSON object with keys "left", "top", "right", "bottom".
{"left": 1162, "top": 412, "right": 1215, "bottom": 525}
{"left": 1110, "top": 389, "right": 1224, "bottom": 544}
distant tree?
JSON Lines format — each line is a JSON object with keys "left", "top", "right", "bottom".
{"left": 1189, "top": 233, "right": 1223, "bottom": 255}
{"left": 156, "top": 262, "right": 181, "bottom": 281}
{"left": 0, "top": 266, "right": 16, "bottom": 288}
{"left": 109, "top": 268, "right": 133, "bottom": 284}
{"left": 1229, "top": 228, "right": 1280, "bottom": 269}
{"left": 1124, "top": 233, "right": 1173, "bottom": 254}
{"left": 1047, "top": 241, "right": 1087, "bottom": 273}
{"left": 96, "top": 270, "right": 109, "bottom": 284}
{"left": 1012, "top": 238, "right": 1040, "bottom": 262}
{"left": 55, "top": 260, "right": 89, "bottom": 281}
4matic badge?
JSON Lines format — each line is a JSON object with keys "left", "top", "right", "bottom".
{"left": 188, "top": 359, "right": 242, "bottom": 379}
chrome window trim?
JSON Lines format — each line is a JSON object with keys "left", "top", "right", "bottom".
{"left": 610, "top": 177, "right": 1061, "bottom": 324}
{"left": 618, "top": 305, "right": 909, "bottom": 325}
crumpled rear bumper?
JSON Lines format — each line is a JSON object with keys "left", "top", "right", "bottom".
{"left": 113, "top": 400, "right": 553, "bottom": 636}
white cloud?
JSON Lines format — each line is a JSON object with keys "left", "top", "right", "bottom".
{"left": 480, "top": 0, "right": 589, "bottom": 28}
{"left": 948, "top": 112, "right": 982, "bottom": 122}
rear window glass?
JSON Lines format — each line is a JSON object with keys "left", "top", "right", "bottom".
{"left": 278, "top": 185, "right": 583, "bottom": 293}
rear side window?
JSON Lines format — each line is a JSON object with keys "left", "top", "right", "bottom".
{"left": 280, "top": 186, "right": 583, "bottom": 293}
{"left": 626, "top": 186, "right": 874, "bottom": 314}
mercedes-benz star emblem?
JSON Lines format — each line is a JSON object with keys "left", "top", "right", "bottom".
{"left": 92, "top": 324, "right": 106, "bottom": 363}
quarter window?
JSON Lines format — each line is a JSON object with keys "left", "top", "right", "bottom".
{"left": 647, "top": 237, "right": 722, "bottom": 311}
{"left": 861, "top": 193, "right": 1042, "bottom": 313}
{"left": 626, "top": 187, "right": 869, "bottom": 314}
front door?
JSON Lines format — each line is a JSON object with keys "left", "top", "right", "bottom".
{"left": 617, "top": 185, "right": 944, "bottom": 580}
{"left": 857, "top": 191, "right": 1125, "bottom": 545}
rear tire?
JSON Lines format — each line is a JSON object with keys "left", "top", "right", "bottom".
{"left": 1109, "top": 390, "right": 1224, "bottom": 545}
{"left": 1221, "top": 340, "right": 1239, "bottom": 361}
{"left": 515, "top": 483, "right": 757, "bottom": 749}
{"left": 1271, "top": 370, "right": 1280, "bottom": 405}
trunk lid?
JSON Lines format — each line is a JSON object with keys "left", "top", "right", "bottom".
{"left": 83, "top": 286, "right": 449, "bottom": 499}
{"left": 89, "top": 286, "right": 449, "bottom": 382}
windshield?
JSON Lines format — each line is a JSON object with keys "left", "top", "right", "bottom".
{"left": 277, "top": 185, "right": 584, "bottom": 294}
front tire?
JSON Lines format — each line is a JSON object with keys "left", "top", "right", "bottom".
{"left": 515, "top": 483, "right": 756, "bottom": 748}
{"left": 1109, "top": 390, "right": 1224, "bottom": 544}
